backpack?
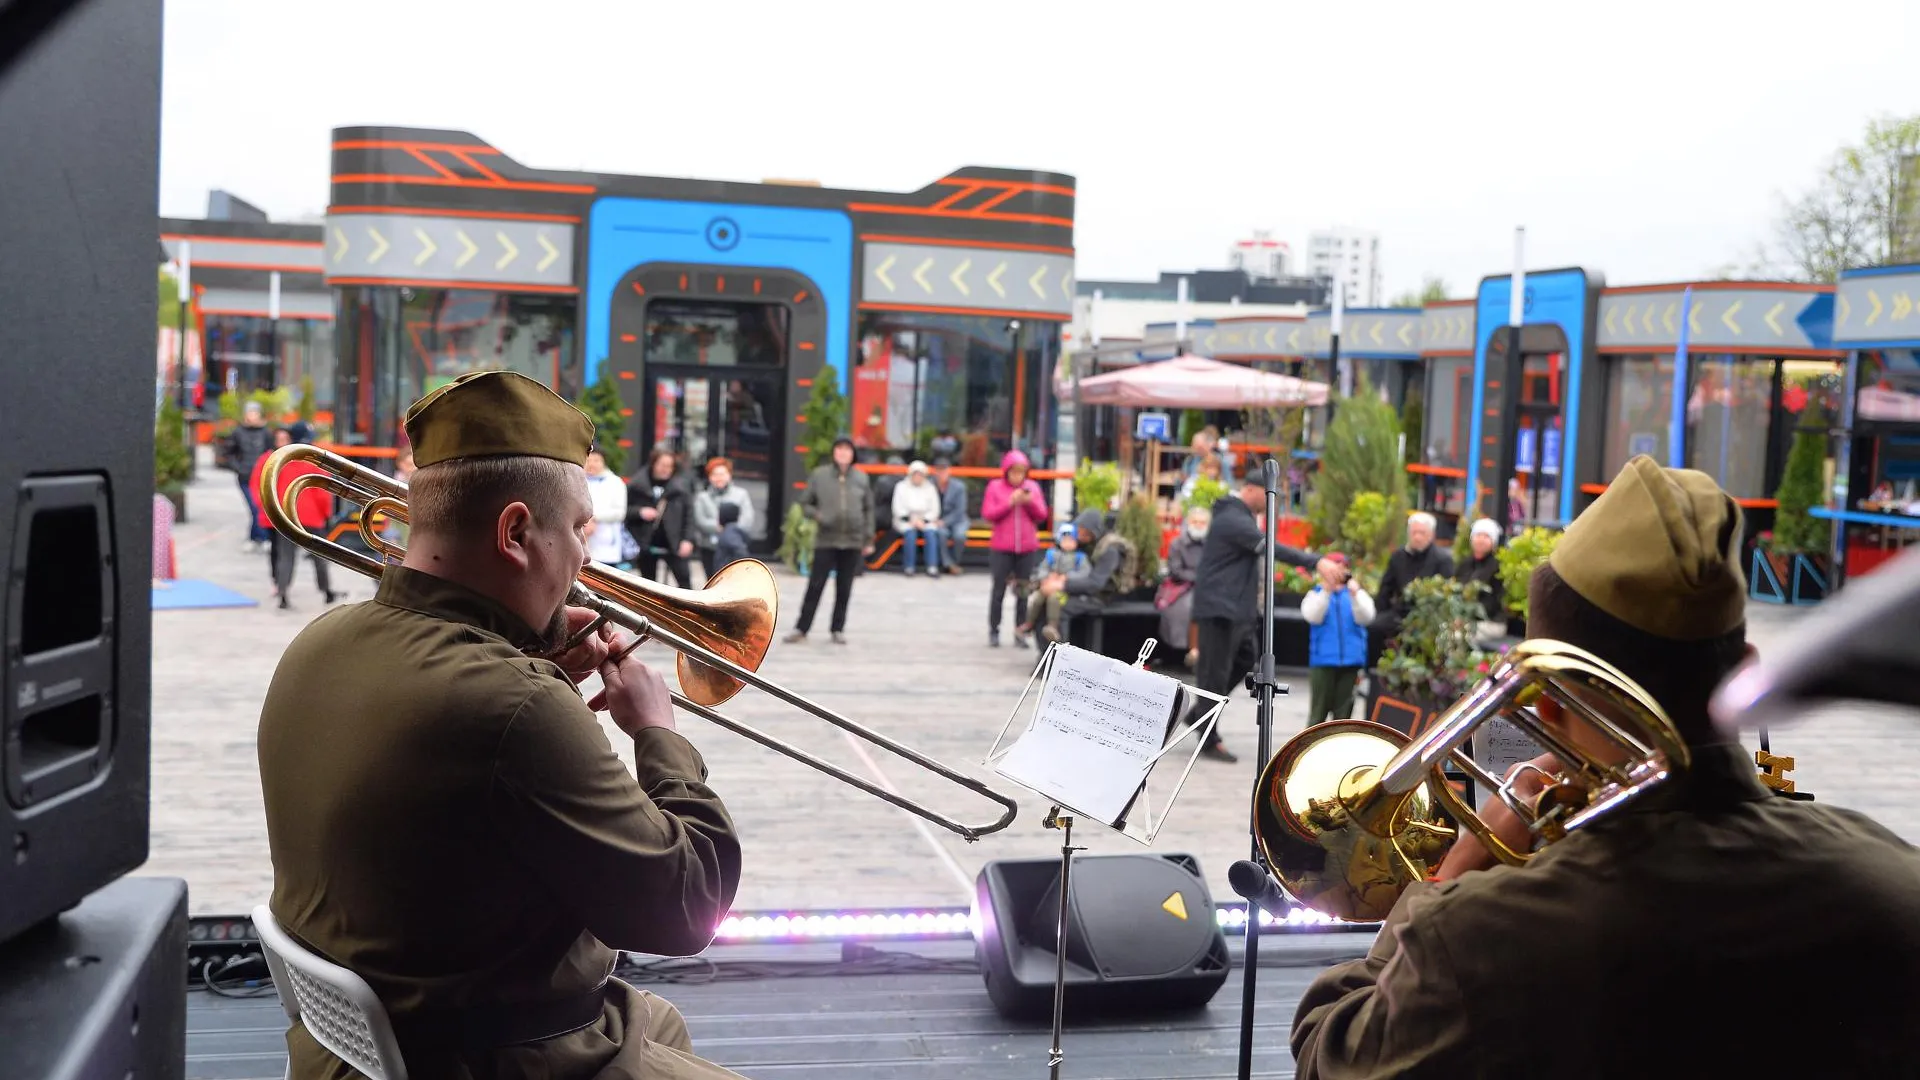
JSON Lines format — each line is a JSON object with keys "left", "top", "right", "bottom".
{"left": 1099, "top": 533, "right": 1141, "bottom": 598}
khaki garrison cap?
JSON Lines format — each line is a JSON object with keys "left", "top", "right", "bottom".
{"left": 1548, "top": 455, "right": 1747, "bottom": 640}
{"left": 403, "top": 371, "right": 594, "bottom": 469}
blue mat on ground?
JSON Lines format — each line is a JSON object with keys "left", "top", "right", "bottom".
{"left": 152, "top": 579, "right": 258, "bottom": 610}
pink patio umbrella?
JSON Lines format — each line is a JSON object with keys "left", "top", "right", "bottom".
{"left": 1071, "top": 353, "right": 1329, "bottom": 409}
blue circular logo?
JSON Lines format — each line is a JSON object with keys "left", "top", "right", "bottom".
{"left": 705, "top": 217, "right": 741, "bottom": 252}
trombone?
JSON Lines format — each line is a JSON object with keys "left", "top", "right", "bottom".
{"left": 260, "top": 442, "right": 1020, "bottom": 841}
{"left": 1252, "top": 640, "right": 1688, "bottom": 921}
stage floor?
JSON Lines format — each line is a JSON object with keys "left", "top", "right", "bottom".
{"left": 185, "top": 935, "right": 1372, "bottom": 1079}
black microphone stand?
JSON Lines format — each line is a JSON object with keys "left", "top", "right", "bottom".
{"left": 1235, "top": 457, "right": 1288, "bottom": 1080}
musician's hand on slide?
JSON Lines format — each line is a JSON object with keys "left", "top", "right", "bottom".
{"left": 588, "top": 634, "right": 678, "bottom": 737}
{"left": 1434, "top": 752, "right": 1559, "bottom": 881}
{"left": 550, "top": 608, "right": 613, "bottom": 683}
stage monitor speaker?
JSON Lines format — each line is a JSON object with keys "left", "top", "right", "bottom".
{"left": 974, "top": 853, "right": 1230, "bottom": 1022}
{"left": 0, "top": 877, "right": 188, "bottom": 1080}
{"left": 0, "top": 0, "right": 163, "bottom": 947}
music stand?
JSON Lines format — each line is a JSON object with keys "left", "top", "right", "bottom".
{"left": 984, "top": 639, "right": 1227, "bottom": 1078}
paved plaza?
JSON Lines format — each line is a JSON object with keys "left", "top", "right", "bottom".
{"left": 145, "top": 450, "right": 1920, "bottom": 917}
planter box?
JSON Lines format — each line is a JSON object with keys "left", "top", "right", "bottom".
{"left": 1749, "top": 550, "right": 1830, "bottom": 606}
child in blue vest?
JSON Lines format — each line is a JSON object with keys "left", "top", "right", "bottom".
{"left": 1017, "top": 524, "right": 1090, "bottom": 643}
{"left": 1300, "top": 552, "right": 1376, "bottom": 726}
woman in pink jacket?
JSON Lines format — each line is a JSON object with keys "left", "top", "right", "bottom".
{"left": 981, "top": 449, "right": 1049, "bottom": 648}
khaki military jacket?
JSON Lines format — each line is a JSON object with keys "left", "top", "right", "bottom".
{"left": 258, "top": 567, "right": 743, "bottom": 1079}
{"left": 1292, "top": 743, "right": 1920, "bottom": 1079}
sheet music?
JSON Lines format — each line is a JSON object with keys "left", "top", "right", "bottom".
{"left": 996, "top": 647, "right": 1180, "bottom": 824}
{"left": 1471, "top": 716, "right": 1535, "bottom": 798}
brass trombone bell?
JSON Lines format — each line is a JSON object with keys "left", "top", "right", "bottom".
{"left": 1253, "top": 640, "right": 1688, "bottom": 922}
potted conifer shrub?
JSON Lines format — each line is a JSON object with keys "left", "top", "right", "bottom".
{"left": 1753, "top": 403, "right": 1831, "bottom": 604}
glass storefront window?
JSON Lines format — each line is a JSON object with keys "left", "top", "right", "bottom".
{"left": 644, "top": 300, "right": 789, "bottom": 367}
{"left": 201, "top": 316, "right": 335, "bottom": 409}
{"left": 1600, "top": 355, "right": 1674, "bottom": 480}
{"left": 853, "top": 312, "right": 1061, "bottom": 466}
{"left": 1687, "top": 356, "right": 1773, "bottom": 499}
{"left": 333, "top": 287, "right": 579, "bottom": 449}
{"left": 1423, "top": 357, "right": 1473, "bottom": 470}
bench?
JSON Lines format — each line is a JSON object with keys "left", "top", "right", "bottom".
{"left": 865, "top": 526, "right": 1054, "bottom": 571}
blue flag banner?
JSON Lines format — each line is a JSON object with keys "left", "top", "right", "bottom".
{"left": 1669, "top": 286, "right": 1694, "bottom": 468}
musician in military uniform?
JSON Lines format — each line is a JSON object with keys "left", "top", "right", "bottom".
{"left": 1291, "top": 456, "right": 1920, "bottom": 1078}
{"left": 258, "top": 371, "right": 745, "bottom": 1079}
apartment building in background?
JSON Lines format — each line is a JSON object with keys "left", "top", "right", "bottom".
{"left": 1307, "top": 226, "right": 1382, "bottom": 307}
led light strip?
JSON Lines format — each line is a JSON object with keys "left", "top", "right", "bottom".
{"left": 706, "top": 905, "right": 1376, "bottom": 944}
{"left": 193, "top": 905, "right": 1378, "bottom": 952}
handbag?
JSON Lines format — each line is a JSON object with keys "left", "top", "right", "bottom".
{"left": 1153, "top": 579, "right": 1192, "bottom": 611}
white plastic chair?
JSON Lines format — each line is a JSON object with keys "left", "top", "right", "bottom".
{"left": 252, "top": 905, "right": 409, "bottom": 1080}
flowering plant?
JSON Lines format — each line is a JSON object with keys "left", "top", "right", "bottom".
{"left": 1274, "top": 564, "right": 1316, "bottom": 594}
{"left": 1375, "top": 577, "right": 1496, "bottom": 703}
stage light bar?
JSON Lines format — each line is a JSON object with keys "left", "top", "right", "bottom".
{"left": 1214, "top": 905, "right": 1380, "bottom": 934}
{"left": 712, "top": 910, "right": 975, "bottom": 943}
{"left": 192, "top": 904, "right": 1378, "bottom": 954}
{"left": 704, "top": 904, "right": 1378, "bottom": 944}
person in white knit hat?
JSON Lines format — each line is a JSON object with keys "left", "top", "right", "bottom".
{"left": 1453, "top": 517, "right": 1505, "bottom": 625}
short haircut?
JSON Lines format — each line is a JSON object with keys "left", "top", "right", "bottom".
{"left": 1408, "top": 512, "right": 1437, "bottom": 531}
{"left": 408, "top": 454, "right": 578, "bottom": 539}
{"left": 1527, "top": 564, "right": 1747, "bottom": 745}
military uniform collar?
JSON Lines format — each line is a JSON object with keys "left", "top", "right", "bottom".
{"left": 376, "top": 566, "right": 540, "bottom": 649}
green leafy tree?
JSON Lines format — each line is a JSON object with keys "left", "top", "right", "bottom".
{"left": 1073, "top": 460, "right": 1122, "bottom": 516}
{"left": 1748, "top": 113, "right": 1920, "bottom": 281}
{"left": 1336, "top": 490, "right": 1397, "bottom": 592}
{"left": 298, "top": 375, "right": 317, "bottom": 422}
{"left": 802, "top": 364, "right": 850, "bottom": 471}
{"left": 1307, "top": 372, "right": 1407, "bottom": 549}
{"left": 1770, "top": 403, "right": 1830, "bottom": 555}
{"left": 154, "top": 399, "right": 192, "bottom": 491}
{"left": 158, "top": 267, "right": 181, "bottom": 328}
{"left": 1387, "top": 276, "right": 1451, "bottom": 308}
{"left": 1496, "top": 525, "right": 1562, "bottom": 621}
{"left": 1181, "top": 475, "right": 1229, "bottom": 515}
{"left": 776, "top": 503, "right": 818, "bottom": 574}
{"left": 1115, "top": 492, "right": 1162, "bottom": 583}
{"left": 575, "top": 369, "right": 628, "bottom": 476}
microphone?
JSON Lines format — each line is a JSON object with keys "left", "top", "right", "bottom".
{"left": 1229, "top": 860, "right": 1293, "bottom": 915}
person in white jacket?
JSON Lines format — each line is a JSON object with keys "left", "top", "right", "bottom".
{"left": 890, "top": 460, "right": 944, "bottom": 576}
{"left": 1299, "top": 553, "right": 1375, "bottom": 726}
{"left": 583, "top": 449, "right": 629, "bottom": 566}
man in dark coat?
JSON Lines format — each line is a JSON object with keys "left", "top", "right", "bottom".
{"left": 1291, "top": 456, "right": 1920, "bottom": 1078}
{"left": 786, "top": 436, "right": 875, "bottom": 645}
{"left": 258, "top": 371, "right": 745, "bottom": 1080}
{"left": 1368, "top": 510, "right": 1454, "bottom": 667}
{"left": 1190, "top": 476, "right": 1339, "bottom": 762}
{"left": 226, "top": 399, "right": 276, "bottom": 549}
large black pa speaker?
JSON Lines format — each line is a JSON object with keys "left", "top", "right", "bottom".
{"left": 0, "top": 877, "right": 188, "bottom": 1080}
{"left": 0, "top": 0, "right": 164, "bottom": 947}
{"left": 974, "top": 853, "right": 1230, "bottom": 1021}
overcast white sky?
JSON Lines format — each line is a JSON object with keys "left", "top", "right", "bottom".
{"left": 159, "top": 0, "right": 1919, "bottom": 300}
